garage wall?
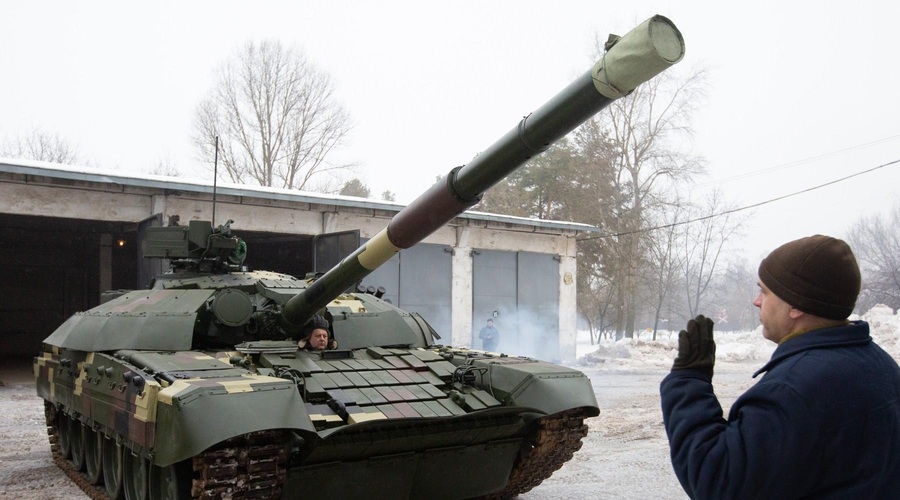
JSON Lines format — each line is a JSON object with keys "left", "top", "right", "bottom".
{"left": 0, "top": 164, "right": 588, "bottom": 360}
{"left": 473, "top": 250, "right": 561, "bottom": 362}
{"left": 360, "top": 242, "right": 453, "bottom": 343}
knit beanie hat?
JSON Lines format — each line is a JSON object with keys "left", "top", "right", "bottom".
{"left": 758, "top": 235, "right": 861, "bottom": 319}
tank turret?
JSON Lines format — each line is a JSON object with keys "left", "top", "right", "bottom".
{"left": 34, "top": 16, "right": 684, "bottom": 500}
{"left": 143, "top": 218, "right": 247, "bottom": 273}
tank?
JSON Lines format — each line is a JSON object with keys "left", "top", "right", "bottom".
{"left": 34, "top": 15, "right": 684, "bottom": 500}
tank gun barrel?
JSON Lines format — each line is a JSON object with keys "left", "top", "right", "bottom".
{"left": 284, "top": 15, "right": 684, "bottom": 325}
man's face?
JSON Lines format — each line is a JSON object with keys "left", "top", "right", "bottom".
{"left": 309, "top": 328, "right": 329, "bottom": 350}
{"left": 752, "top": 280, "right": 796, "bottom": 343}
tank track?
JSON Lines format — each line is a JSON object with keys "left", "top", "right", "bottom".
{"left": 45, "top": 404, "right": 586, "bottom": 500}
{"left": 483, "top": 408, "right": 589, "bottom": 499}
{"left": 44, "top": 404, "right": 108, "bottom": 500}
{"left": 44, "top": 405, "right": 288, "bottom": 500}
{"left": 190, "top": 430, "right": 288, "bottom": 499}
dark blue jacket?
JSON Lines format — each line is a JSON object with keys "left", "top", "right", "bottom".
{"left": 660, "top": 321, "right": 900, "bottom": 499}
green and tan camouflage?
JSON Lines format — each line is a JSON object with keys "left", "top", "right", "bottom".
{"left": 34, "top": 15, "right": 684, "bottom": 500}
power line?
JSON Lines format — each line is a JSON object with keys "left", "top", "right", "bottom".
{"left": 694, "top": 134, "right": 900, "bottom": 189}
{"left": 578, "top": 157, "right": 900, "bottom": 242}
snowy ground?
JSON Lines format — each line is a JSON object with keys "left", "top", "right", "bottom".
{"left": 523, "top": 305, "right": 900, "bottom": 499}
{"left": 1, "top": 306, "right": 897, "bottom": 499}
{"left": 521, "top": 329, "right": 774, "bottom": 499}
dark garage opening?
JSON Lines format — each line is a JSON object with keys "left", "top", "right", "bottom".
{"left": 0, "top": 214, "right": 138, "bottom": 356}
{"left": 240, "top": 232, "right": 315, "bottom": 279}
{"left": 0, "top": 216, "right": 333, "bottom": 359}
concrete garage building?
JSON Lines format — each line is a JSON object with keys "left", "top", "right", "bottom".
{"left": 0, "top": 160, "right": 593, "bottom": 362}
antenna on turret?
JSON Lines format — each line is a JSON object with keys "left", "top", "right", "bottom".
{"left": 212, "top": 135, "right": 219, "bottom": 227}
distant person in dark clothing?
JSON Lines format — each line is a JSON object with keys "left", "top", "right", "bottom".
{"left": 660, "top": 235, "right": 900, "bottom": 499}
{"left": 478, "top": 318, "right": 499, "bottom": 351}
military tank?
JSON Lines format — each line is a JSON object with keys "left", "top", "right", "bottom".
{"left": 34, "top": 15, "right": 684, "bottom": 500}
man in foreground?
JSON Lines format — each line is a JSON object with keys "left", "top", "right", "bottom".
{"left": 660, "top": 235, "right": 900, "bottom": 499}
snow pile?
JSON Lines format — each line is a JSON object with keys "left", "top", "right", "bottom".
{"left": 863, "top": 304, "right": 900, "bottom": 360}
{"left": 577, "top": 306, "right": 900, "bottom": 367}
{"left": 715, "top": 330, "right": 775, "bottom": 363}
{"left": 578, "top": 339, "right": 672, "bottom": 370}
{"left": 576, "top": 329, "right": 774, "bottom": 369}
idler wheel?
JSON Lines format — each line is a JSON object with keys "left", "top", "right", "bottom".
{"left": 102, "top": 436, "right": 125, "bottom": 499}
{"left": 57, "top": 411, "right": 72, "bottom": 459}
{"left": 123, "top": 451, "right": 150, "bottom": 500}
{"left": 70, "top": 418, "right": 86, "bottom": 472}
{"left": 84, "top": 426, "right": 103, "bottom": 484}
{"left": 148, "top": 460, "right": 191, "bottom": 500}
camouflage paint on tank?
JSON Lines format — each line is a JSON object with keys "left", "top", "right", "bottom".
{"left": 35, "top": 15, "right": 685, "bottom": 498}
{"left": 35, "top": 349, "right": 162, "bottom": 452}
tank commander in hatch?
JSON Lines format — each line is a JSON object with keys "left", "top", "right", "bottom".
{"left": 298, "top": 314, "right": 338, "bottom": 351}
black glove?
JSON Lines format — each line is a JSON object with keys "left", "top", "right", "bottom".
{"left": 671, "top": 314, "right": 716, "bottom": 377}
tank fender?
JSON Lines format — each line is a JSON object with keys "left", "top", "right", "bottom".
{"left": 42, "top": 289, "right": 214, "bottom": 351}
{"left": 152, "top": 374, "right": 317, "bottom": 466}
{"left": 476, "top": 360, "right": 600, "bottom": 417}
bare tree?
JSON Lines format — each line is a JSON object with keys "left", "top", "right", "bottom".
{"left": 193, "top": 40, "right": 353, "bottom": 191}
{"left": 577, "top": 271, "right": 617, "bottom": 344}
{"left": 847, "top": 202, "right": 900, "bottom": 312}
{"left": 1, "top": 128, "right": 84, "bottom": 165}
{"left": 381, "top": 190, "right": 396, "bottom": 202}
{"left": 145, "top": 155, "right": 180, "bottom": 177}
{"left": 580, "top": 57, "right": 708, "bottom": 338}
{"left": 465, "top": 43, "right": 710, "bottom": 342}
{"left": 679, "top": 189, "right": 748, "bottom": 318}
{"left": 478, "top": 60, "right": 710, "bottom": 340}
{"left": 714, "top": 256, "right": 760, "bottom": 332}
{"left": 644, "top": 201, "right": 687, "bottom": 340}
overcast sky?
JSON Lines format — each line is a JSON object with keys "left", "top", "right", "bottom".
{"left": 2, "top": 1, "right": 898, "bottom": 261}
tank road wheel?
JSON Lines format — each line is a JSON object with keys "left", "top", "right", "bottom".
{"left": 148, "top": 460, "right": 191, "bottom": 500}
{"left": 57, "top": 411, "right": 72, "bottom": 459}
{"left": 70, "top": 418, "right": 86, "bottom": 472}
{"left": 123, "top": 452, "right": 150, "bottom": 500}
{"left": 83, "top": 426, "right": 103, "bottom": 484}
{"left": 102, "top": 436, "right": 125, "bottom": 499}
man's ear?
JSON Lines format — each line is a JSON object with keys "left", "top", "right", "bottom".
{"left": 788, "top": 307, "right": 805, "bottom": 320}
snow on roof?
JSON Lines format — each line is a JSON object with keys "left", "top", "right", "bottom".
{"left": 0, "top": 157, "right": 599, "bottom": 233}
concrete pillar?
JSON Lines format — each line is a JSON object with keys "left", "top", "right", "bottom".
{"left": 451, "top": 227, "right": 474, "bottom": 347}
{"left": 99, "top": 233, "right": 112, "bottom": 295}
{"left": 151, "top": 194, "right": 167, "bottom": 221}
{"left": 558, "top": 255, "right": 578, "bottom": 362}
{"left": 322, "top": 211, "right": 337, "bottom": 234}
